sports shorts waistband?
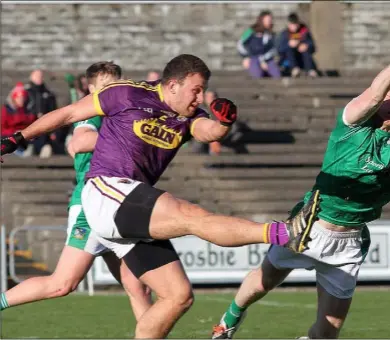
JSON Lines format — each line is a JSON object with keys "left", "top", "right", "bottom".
{"left": 312, "top": 221, "right": 363, "bottom": 239}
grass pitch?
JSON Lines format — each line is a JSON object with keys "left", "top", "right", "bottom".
{"left": 1, "top": 289, "right": 389, "bottom": 338}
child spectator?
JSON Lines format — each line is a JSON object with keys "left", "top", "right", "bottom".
{"left": 278, "top": 13, "right": 318, "bottom": 78}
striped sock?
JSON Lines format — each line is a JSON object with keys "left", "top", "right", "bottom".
{"left": 223, "top": 300, "right": 246, "bottom": 328}
{"left": 263, "top": 222, "right": 289, "bottom": 246}
{"left": 0, "top": 293, "right": 10, "bottom": 311}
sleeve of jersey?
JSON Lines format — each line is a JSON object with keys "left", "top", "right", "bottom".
{"left": 73, "top": 116, "right": 102, "bottom": 131}
{"left": 337, "top": 107, "right": 375, "bottom": 130}
{"left": 93, "top": 84, "right": 131, "bottom": 117}
{"left": 189, "top": 109, "right": 210, "bottom": 136}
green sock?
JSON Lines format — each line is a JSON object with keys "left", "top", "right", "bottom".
{"left": 223, "top": 300, "right": 246, "bottom": 328}
{"left": 0, "top": 293, "right": 10, "bottom": 311}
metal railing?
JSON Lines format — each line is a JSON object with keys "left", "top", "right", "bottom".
{"left": 1, "top": 225, "right": 7, "bottom": 292}
{"left": 8, "top": 225, "right": 67, "bottom": 284}
{"left": 5, "top": 224, "right": 94, "bottom": 295}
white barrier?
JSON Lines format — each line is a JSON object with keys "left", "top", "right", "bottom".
{"left": 92, "top": 222, "right": 390, "bottom": 285}
{"left": 0, "top": 225, "right": 7, "bottom": 292}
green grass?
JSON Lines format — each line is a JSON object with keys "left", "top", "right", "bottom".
{"left": 1, "top": 289, "right": 390, "bottom": 338}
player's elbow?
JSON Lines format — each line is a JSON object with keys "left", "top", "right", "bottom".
{"left": 370, "top": 87, "right": 386, "bottom": 106}
{"left": 194, "top": 124, "right": 229, "bottom": 143}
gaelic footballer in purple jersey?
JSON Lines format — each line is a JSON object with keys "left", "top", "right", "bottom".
{"left": 88, "top": 80, "right": 209, "bottom": 185}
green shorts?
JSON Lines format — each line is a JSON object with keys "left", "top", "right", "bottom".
{"left": 66, "top": 205, "right": 107, "bottom": 255}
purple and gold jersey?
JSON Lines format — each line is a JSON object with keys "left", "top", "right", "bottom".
{"left": 87, "top": 80, "right": 209, "bottom": 185}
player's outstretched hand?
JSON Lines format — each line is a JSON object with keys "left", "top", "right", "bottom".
{"left": 1, "top": 132, "right": 27, "bottom": 162}
{"left": 210, "top": 98, "right": 237, "bottom": 126}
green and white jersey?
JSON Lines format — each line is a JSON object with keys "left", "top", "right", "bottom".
{"left": 69, "top": 116, "right": 102, "bottom": 207}
{"left": 304, "top": 109, "right": 390, "bottom": 226}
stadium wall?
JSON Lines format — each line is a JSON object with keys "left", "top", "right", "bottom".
{"left": 2, "top": 2, "right": 390, "bottom": 71}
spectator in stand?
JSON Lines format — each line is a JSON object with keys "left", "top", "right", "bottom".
{"left": 146, "top": 71, "right": 161, "bottom": 81}
{"left": 76, "top": 74, "right": 90, "bottom": 99}
{"left": 237, "top": 10, "right": 280, "bottom": 79}
{"left": 1, "top": 82, "right": 36, "bottom": 156}
{"left": 278, "top": 13, "right": 318, "bottom": 78}
{"left": 25, "top": 69, "right": 68, "bottom": 157}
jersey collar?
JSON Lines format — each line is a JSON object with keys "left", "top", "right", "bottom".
{"left": 157, "top": 83, "right": 164, "bottom": 102}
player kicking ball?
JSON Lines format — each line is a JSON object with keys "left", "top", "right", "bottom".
{"left": 1, "top": 54, "right": 320, "bottom": 338}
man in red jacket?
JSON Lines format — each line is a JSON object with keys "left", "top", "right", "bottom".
{"left": 1, "top": 82, "right": 36, "bottom": 155}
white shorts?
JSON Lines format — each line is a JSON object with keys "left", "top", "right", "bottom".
{"left": 268, "top": 221, "right": 371, "bottom": 299}
{"left": 66, "top": 204, "right": 107, "bottom": 256}
{"left": 81, "top": 176, "right": 143, "bottom": 258}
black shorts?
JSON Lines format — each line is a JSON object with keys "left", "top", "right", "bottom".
{"left": 114, "top": 182, "right": 165, "bottom": 239}
{"left": 123, "top": 239, "right": 180, "bottom": 278}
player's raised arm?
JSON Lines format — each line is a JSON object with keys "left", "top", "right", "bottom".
{"left": 191, "top": 98, "right": 237, "bottom": 143}
{"left": 0, "top": 94, "right": 99, "bottom": 158}
{"left": 22, "top": 94, "right": 98, "bottom": 140}
{"left": 343, "top": 64, "right": 390, "bottom": 125}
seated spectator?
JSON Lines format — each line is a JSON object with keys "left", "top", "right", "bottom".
{"left": 278, "top": 13, "right": 318, "bottom": 78}
{"left": 237, "top": 10, "right": 280, "bottom": 79}
{"left": 146, "top": 71, "right": 161, "bottom": 82}
{"left": 26, "top": 69, "right": 68, "bottom": 157}
{"left": 1, "top": 82, "right": 36, "bottom": 156}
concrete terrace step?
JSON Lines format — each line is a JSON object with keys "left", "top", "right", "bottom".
{"left": 2, "top": 169, "right": 75, "bottom": 180}
{"left": 238, "top": 107, "right": 336, "bottom": 117}
{"left": 217, "top": 85, "right": 364, "bottom": 97}
{"left": 5, "top": 192, "right": 70, "bottom": 204}
{"left": 162, "top": 167, "right": 320, "bottom": 180}
{"left": 169, "top": 153, "right": 324, "bottom": 166}
{"left": 3, "top": 181, "right": 73, "bottom": 192}
{"left": 157, "top": 178, "right": 315, "bottom": 190}
{"left": 11, "top": 203, "right": 68, "bottom": 217}
{"left": 221, "top": 143, "right": 327, "bottom": 154}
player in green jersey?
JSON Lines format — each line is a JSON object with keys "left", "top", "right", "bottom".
{"left": 212, "top": 65, "right": 390, "bottom": 339}
{"left": 0, "top": 62, "right": 152, "bottom": 320}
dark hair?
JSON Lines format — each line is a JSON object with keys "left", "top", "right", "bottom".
{"left": 76, "top": 74, "right": 89, "bottom": 96}
{"left": 259, "top": 10, "right": 272, "bottom": 18}
{"left": 77, "top": 74, "right": 87, "bottom": 86}
{"left": 252, "top": 10, "right": 273, "bottom": 33}
{"left": 85, "top": 61, "right": 122, "bottom": 84}
{"left": 288, "top": 13, "right": 300, "bottom": 24}
{"left": 161, "top": 54, "right": 211, "bottom": 85}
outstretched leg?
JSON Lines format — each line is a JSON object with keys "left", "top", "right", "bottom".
{"left": 83, "top": 177, "right": 319, "bottom": 254}
{"left": 148, "top": 189, "right": 320, "bottom": 252}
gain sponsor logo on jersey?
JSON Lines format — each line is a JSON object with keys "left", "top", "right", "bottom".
{"left": 133, "top": 118, "right": 183, "bottom": 149}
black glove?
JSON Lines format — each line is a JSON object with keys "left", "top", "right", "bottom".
{"left": 1, "top": 132, "right": 27, "bottom": 158}
{"left": 210, "top": 98, "right": 237, "bottom": 126}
